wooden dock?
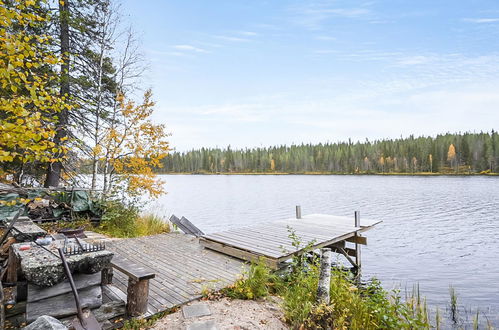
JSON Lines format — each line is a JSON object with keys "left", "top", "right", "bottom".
{"left": 103, "top": 233, "right": 245, "bottom": 316}
{"left": 200, "top": 213, "right": 380, "bottom": 269}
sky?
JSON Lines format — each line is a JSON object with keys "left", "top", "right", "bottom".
{"left": 120, "top": 0, "right": 499, "bottom": 151}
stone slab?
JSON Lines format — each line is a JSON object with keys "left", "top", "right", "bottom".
{"left": 186, "top": 320, "right": 218, "bottom": 330}
{"left": 182, "top": 303, "right": 212, "bottom": 319}
{"left": 12, "top": 239, "right": 113, "bottom": 287}
{"left": 8, "top": 217, "right": 46, "bottom": 241}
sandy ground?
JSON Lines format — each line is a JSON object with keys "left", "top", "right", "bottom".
{"left": 151, "top": 297, "right": 289, "bottom": 330}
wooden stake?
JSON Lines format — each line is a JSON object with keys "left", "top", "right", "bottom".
{"left": 295, "top": 205, "right": 302, "bottom": 219}
{"left": 316, "top": 248, "right": 332, "bottom": 304}
{"left": 354, "top": 211, "right": 361, "bottom": 269}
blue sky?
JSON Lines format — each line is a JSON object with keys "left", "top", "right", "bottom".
{"left": 121, "top": 0, "right": 499, "bottom": 151}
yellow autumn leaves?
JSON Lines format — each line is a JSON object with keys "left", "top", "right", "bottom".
{"left": 0, "top": 0, "right": 71, "bottom": 175}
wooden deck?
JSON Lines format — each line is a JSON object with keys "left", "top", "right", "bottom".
{"left": 200, "top": 214, "right": 380, "bottom": 269}
{"left": 104, "top": 233, "right": 245, "bottom": 316}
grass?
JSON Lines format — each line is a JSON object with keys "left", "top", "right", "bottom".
{"left": 95, "top": 200, "right": 170, "bottom": 238}
{"left": 215, "top": 257, "right": 431, "bottom": 329}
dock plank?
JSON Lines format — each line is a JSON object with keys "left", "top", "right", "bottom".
{"left": 200, "top": 213, "right": 380, "bottom": 267}
{"left": 104, "top": 233, "right": 245, "bottom": 318}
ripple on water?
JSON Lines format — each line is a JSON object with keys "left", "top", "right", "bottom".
{"left": 148, "top": 175, "right": 499, "bottom": 326}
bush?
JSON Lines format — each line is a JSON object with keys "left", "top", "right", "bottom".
{"left": 222, "top": 258, "right": 279, "bottom": 300}
{"left": 98, "top": 200, "right": 169, "bottom": 238}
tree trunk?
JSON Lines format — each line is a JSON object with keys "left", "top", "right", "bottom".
{"left": 44, "top": 0, "right": 70, "bottom": 188}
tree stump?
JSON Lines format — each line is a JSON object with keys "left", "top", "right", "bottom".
{"left": 126, "top": 278, "right": 149, "bottom": 316}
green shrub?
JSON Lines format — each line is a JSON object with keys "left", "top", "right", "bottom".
{"left": 98, "top": 201, "right": 169, "bottom": 238}
{"left": 222, "top": 258, "right": 279, "bottom": 300}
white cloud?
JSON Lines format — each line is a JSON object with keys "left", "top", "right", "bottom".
{"left": 172, "top": 44, "right": 209, "bottom": 53}
{"left": 463, "top": 18, "right": 499, "bottom": 23}
{"left": 314, "top": 35, "right": 337, "bottom": 41}
{"left": 238, "top": 31, "right": 258, "bottom": 36}
{"left": 214, "top": 35, "right": 251, "bottom": 42}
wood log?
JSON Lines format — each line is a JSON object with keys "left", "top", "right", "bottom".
{"left": 101, "top": 266, "right": 113, "bottom": 285}
{"left": 0, "top": 277, "right": 4, "bottom": 330}
{"left": 6, "top": 248, "right": 19, "bottom": 289}
{"left": 316, "top": 248, "right": 332, "bottom": 304}
{"left": 126, "top": 278, "right": 149, "bottom": 316}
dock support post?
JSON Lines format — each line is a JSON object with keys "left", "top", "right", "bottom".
{"left": 316, "top": 248, "right": 332, "bottom": 304}
{"left": 127, "top": 278, "right": 150, "bottom": 316}
{"left": 295, "top": 205, "right": 302, "bottom": 219}
{"left": 354, "top": 211, "right": 361, "bottom": 270}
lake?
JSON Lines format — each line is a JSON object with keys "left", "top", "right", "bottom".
{"left": 148, "top": 174, "right": 499, "bottom": 325}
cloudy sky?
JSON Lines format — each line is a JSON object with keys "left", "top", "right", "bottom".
{"left": 121, "top": 0, "right": 499, "bottom": 151}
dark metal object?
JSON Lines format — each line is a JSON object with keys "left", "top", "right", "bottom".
{"left": 57, "top": 248, "right": 101, "bottom": 330}
{"left": 57, "top": 227, "right": 86, "bottom": 238}
{"left": 63, "top": 241, "right": 105, "bottom": 256}
{"left": 0, "top": 209, "right": 22, "bottom": 246}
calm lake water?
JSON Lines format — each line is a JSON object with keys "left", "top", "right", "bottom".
{"left": 148, "top": 174, "right": 499, "bottom": 325}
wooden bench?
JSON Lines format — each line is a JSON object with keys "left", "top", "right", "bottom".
{"left": 102, "top": 256, "right": 155, "bottom": 316}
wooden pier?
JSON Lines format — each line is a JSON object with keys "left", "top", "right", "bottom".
{"left": 200, "top": 211, "right": 380, "bottom": 269}
{"left": 103, "top": 233, "right": 245, "bottom": 317}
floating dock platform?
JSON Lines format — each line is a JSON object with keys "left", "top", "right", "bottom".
{"left": 200, "top": 212, "right": 380, "bottom": 269}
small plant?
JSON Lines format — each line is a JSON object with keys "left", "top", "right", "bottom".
{"left": 221, "top": 258, "right": 278, "bottom": 300}
{"left": 435, "top": 307, "right": 441, "bottom": 330}
{"left": 449, "top": 285, "right": 458, "bottom": 324}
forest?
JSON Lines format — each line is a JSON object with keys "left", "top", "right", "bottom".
{"left": 1, "top": 0, "right": 169, "bottom": 196}
{"left": 161, "top": 132, "right": 499, "bottom": 174}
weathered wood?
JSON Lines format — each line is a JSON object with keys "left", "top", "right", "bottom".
{"left": 201, "top": 213, "right": 380, "bottom": 269}
{"left": 316, "top": 248, "right": 332, "bottom": 304}
{"left": 346, "top": 235, "right": 367, "bottom": 245}
{"left": 10, "top": 218, "right": 46, "bottom": 241}
{"left": 6, "top": 247, "right": 19, "bottom": 285}
{"left": 354, "top": 211, "right": 361, "bottom": 269}
{"left": 330, "top": 246, "right": 356, "bottom": 257}
{"left": 126, "top": 278, "right": 149, "bottom": 316}
{"left": 295, "top": 205, "right": 302, "bottom": 219}
{"left": 101, "top": 266, "right": 114, "bottom": 285}
{"left": 179, "top": 216, "right": 204, "bottom": 237}
{"left": 26, "top": 284, "right": 102, "bottom": 322}
{"left": 93, "top": 300, "right": 126, "bottom": 322}
{"left": 199, "top": 238, "right": 278, "bottom": 268}
{"left": 102, "top": 233, "right": 245, "bottom": 317}
{"left": 28, "top": 272, "right": 101, "bottom": 303}
{"left": 0, "top": 277, "right": 4, "bottom": 330}
{"left": 111, "top": 256, "right": 155, "bottom": 281}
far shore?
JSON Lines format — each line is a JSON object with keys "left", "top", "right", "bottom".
{"left": 156, "top": 171, "right": 499, "bottom": 176}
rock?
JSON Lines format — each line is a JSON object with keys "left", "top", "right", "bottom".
{"left": 186, "top": 320, "right": 218, "bottom": 330}
{"left": 23, "top": 315, "right": 68, "bottom": 330}
{"left": 182, "top": 303, "right": 212, "bottom": 318}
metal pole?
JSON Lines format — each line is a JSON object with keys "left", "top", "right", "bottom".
{"left": 295, "top": 205, "right": 302, "bottom": 219}
{"left": 57, "top": 248, "right": 86, "bottom": 327}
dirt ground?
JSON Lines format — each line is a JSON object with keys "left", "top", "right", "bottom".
{"left": 151, "top": 297, "right": 289, "bottom": 330}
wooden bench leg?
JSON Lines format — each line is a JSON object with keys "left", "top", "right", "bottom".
{"left": 126, "top": 278, "right": 149, "bottom": 316}
{"left": 101, "top": 266, "right": 113, "bottom": 285}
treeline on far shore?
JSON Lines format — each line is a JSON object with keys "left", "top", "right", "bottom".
{"left": 159, "top": 131, "right": 499, "bottom": 175}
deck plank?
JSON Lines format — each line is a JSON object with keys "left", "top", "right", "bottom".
{"left": 201, "top": 213, "right": 380, "bottom": 266}
{"left": 105, "top": 233, "right": 245, "bottom": 318}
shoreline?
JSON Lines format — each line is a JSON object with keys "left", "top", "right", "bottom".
{"left": 156, "top": 171, "right": 499, "bottom": 176}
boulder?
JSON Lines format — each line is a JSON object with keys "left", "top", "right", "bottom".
{"left": 23, "top": 315, "right": 68, "bottom": 330}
